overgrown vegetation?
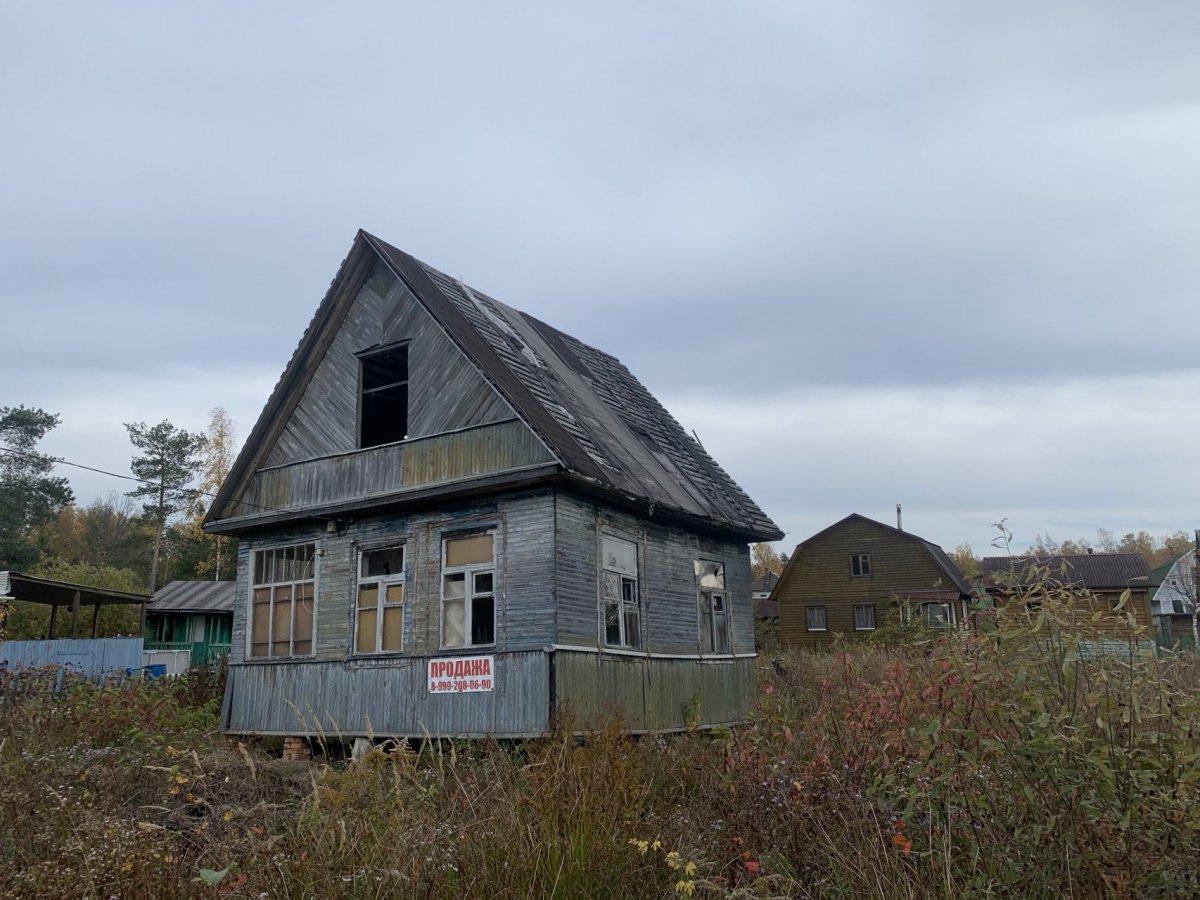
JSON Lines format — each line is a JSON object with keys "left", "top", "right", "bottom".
{"left": 3, "top": 586, "right": 1200, "bottom": 898}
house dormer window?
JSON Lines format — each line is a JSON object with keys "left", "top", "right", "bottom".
{"left": 359, "top": 343, "right": 409, "bottom": 448}
{"left": 851, "top": 553, "right": 871, "bottom": 577}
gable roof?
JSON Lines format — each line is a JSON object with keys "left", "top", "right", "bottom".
{"left": 207, "top": 231, "right": 780, "bottom": 542}
{"left": 148, "top": 581, "right": 235, "bottom": 614}
{"left": 981, "top": 553, "right": 1152, "bottom": 590}
{"left": 773, "top": 513, "right": 973, "bottom": 596}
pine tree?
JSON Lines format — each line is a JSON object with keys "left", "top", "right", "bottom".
{"left": 0, "top": 405, "right": 74, "bottom": 569}
{"left": 125, "top": 420, "right": 207, "bottom": 592}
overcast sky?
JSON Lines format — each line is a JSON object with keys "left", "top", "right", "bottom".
{"left": 3, "top": 1, "right": 1199, "bottom": 557}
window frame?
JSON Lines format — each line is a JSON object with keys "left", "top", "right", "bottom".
{"left": 600, "top": 532, "right": 642, "bottom": 650}
{"left": 248, "top": 541, "right": 318, "bottom": 660}
{"left": 439, "top": 529, "right": 497, "bottom": 650}
{"left": 354, "top": 543, "right": 407, "bottom": 655}
{"left": 357, "top": 341, "right": 410, "bottom": 449}
{"left": 695, "top": 559, "right": 730, "bottom": 654}
{"left": 850, "top": 553, "right": 872, "bottom": 577}
{"left": 806, "top": 605, "right": 827, "bottom": 632}
{"left": 854, "top": 604, "right": 876, "bottom": 631}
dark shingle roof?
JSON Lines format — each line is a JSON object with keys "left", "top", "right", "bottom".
{"left": 148, "top": 581, "right": 235, "bottom": 614}
{"left": 366, "top": 234, "right": 781, "bottom": 541}
{"left": 982, "top": 554, "right": 1152, "bottom": 590}
{"left": 751, "top": 571, "right": 780, "bottom": 594}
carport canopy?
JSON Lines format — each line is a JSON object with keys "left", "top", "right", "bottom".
{"left": 0, "top": 571, "right": 151, "bottom": 639}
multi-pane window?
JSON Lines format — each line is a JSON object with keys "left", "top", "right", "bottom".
{"left": 441, "top": 532, "right": 495, "bottom": 648}
{"left": 925, "top": 603, "right": 953, "bottom": 628}
{"left": 356, "top": 545, "right": 406, "bottom": 654}
{"left": 696, "top": 560, "right": 729, "bottom": 653}
{"left": 806, "top": 606, "right": 827, "bottom": 632}
{"left": 854, "top": 604, "right": 876, "bottom": 631}
{"left": 250, "top": 543, "right": 316, "bottom": 658}
{"left": 359, "top": 344, "right": 409, "bottom": 448}
{"left": 851, "top": 553, "right": 871, "bottom": 577}
{"left": 601, "top": 535, "right": 641, "bottom": 649}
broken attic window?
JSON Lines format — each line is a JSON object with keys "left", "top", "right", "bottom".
{"left": 360, "top": 344, "right": 408, "bottom": 448}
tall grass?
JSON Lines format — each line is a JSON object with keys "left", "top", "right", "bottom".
{"left": 2, "top": 581, "right": 1199, "bottom": 898}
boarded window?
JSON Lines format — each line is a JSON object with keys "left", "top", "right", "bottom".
{"left": 601, "top": 535, "right": 641, "bottom": 649}
{"left": 851, "top": 554, "right": 871, "bottom": 577}
{"left": 696, "top": 560, "right": 729, "bottom": 653}
{"left": 356, "top": 545, "right": 406, "bottom": 654}
{"left": 854, "top": 604, "right": 875, "bottom": 631}
{"left": 806, "top": 606, "right": 827, "bottom": 632}
{"left": 250, "top": 543, "right": 316, "bottom": 658}
{"left": 359, "top": 344, "right": 409, "bottom": 448}
{"left": 441, "top": 532, "right": 496, "bottom": 649}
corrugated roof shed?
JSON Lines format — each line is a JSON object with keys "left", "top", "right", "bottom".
{"left": 982, "top": 554, "right": 1152, "bottom": 589}
{"left": 148, "top": 581, "right": 235, "bottom": 614}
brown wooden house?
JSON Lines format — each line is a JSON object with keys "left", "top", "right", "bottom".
{"left": 771, "top": 514, "right": 973, "bottom": 649}
{"left": 981, "top": 553, "right": 1154, "bottom": 647}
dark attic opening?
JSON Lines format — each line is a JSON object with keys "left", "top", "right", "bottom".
{"left": 359, "top": 343, "right": 409, "bottom": 447}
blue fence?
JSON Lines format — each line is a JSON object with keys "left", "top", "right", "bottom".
{"left": 0, "top": 637, "right": 145, "bottom": 681}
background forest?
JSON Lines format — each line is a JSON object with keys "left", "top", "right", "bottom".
{"left": 0, "top": 405, "right": 236, "bottom": 639}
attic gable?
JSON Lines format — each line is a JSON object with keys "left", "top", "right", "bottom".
{"left": 206, "top": 232, "right": 781, "bottom": 542}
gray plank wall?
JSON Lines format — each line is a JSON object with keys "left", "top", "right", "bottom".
{"left": 265, "top": 259, "right": 514, "bottom": 469}
{"left": 553, "top": 490, "right": 755, "bottom": 655}
{"left": 225, "top": 490, "right": 557, "bottom": 736}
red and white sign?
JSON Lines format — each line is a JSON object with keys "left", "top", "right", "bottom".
{"left": 428, "top": 655, "right": 494, "bottom": 693}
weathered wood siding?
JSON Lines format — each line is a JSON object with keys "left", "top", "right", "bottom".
{"left": 265, "top": 260, "right": 515, "bottom": 469}
{"left": 236, "top": 419, "right": 555, "bottom": 517}
{"left": 777, "top": 518, "right": 960, "bottom": 649}
{"left": 553, "top": 491, "right": 755, "bottom": 656}
{"left": 223, "top": 651, "right": 551, "bottom": 737}
{"left": 228, "top": 489, "right": 557, "bottom": 665}
{"left": 553, "top": 650, "right": 755, "bottom": 732}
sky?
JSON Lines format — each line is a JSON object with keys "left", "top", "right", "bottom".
{"left": 3, "top": 1, "right": 1199, "bottom": 558}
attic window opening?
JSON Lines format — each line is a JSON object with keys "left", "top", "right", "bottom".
{"left": 851, "top": 553, "right": 871, "bottom": 577}
{"left": 359, "top": 344, "right": 409, "bottom": 448}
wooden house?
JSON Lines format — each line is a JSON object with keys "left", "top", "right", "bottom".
{"left": 144, "top": 581, "right": 235, "bottom": 668}
{"left": 1150, "top": 548, "right": 1198, "bottom": 647}
{"left": 202, "top": 231, "right": 781, "bottom": 740}
{"left": 981, "top": 553, "right": 1154, "bottom": 647}
{"left": 771, "top": 514, "right": 973, "bottom": 649}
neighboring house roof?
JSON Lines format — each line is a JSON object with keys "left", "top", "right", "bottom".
{"left": 0, "top": 571, "right": 150, "bottom": 607}
{"left": 1149, "top": 549, "right": 1196, "bottom": 616}
{"left": 753, "top": 598, "right": 780, "bottom": 619}
{"left": 773, "top": 513, "right": 973, "bottom": 598}
{"left": 982, "top": 554, "right": 1152, "bottom": 591}
{"left": 751, "top": 571, "right": 780, "bottom": 595}
{"left": 207, "top": 231, "right": 781, "bottom": 542}
{"left": 148, "top": 581, "right": 236, "bottom": 615}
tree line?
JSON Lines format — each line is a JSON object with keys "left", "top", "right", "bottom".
{"left": 0, "top": 405, "right": 237, "bottom": 639}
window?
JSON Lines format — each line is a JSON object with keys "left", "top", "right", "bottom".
{"left": 250, "top": 543, "right": 316, "bottom": 658}
{"left": 806, "top": 606, "right": 827, "bottom": 631}
{"left": 356, "top": 545, "right": 406, "bottom": 654}
{"left": 851, "top": 554, "right": 871, "bottom": 577}
{"left": 601, "top": 535, "right": 641, "bottom": 649}
{"left": 854, "top": 604, "right": 876, "bottom": 631}
{"left": 696, "top": 561, "right": 729, "bottom": 653}
{"left": 359, "top": 344, "right": 409, "bottom": 448}
{"left": 925, "top": 602, "right": 953, "bottom": 628}
{"left": 441, "top": 532, "right": 495, "bottom": 648}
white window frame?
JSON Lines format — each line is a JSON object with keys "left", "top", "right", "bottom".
{"left": 806, "top": 605, "right": 827, "bottom": 632}
{"left": 851, "top": 553, "right": 871, "bottom": 577}
{"left": 600, "top": 533, "right": 642, "bottom": 650}
{"left": 355, "top": 544, "right": 407, "bottom": 655}
{"left": 854, "top": 604, "right": 876, "bottom": 631}
{"left": 924, "top": 602, "right": 954, "bottom": 628}
{"left": 696, "top": 560, "right": 730, "bottom": 654}
{"left": 249, "top": 541, "right": 317, "bottom": 659}
{"left": 440, "top": 530, "right": 496, "bottom": 650}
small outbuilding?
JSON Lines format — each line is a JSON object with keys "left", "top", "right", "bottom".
{"left": 144, "top": 581, "right": 235, "bottom": 668}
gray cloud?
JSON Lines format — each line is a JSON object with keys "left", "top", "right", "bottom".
{"left": 4, "top": 0, "right": 1199, "bottom": 553}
